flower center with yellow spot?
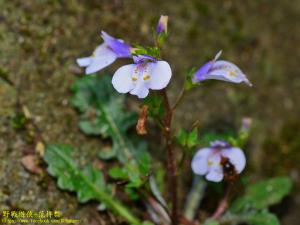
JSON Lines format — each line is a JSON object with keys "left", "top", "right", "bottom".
{"left": 132, "top": 76, "right": 138, "bottom": 81}
{"left": 228, "top": 70, "right": 237, "bottom": 77}
{"left": 143, "top": 74, "right": 151, "bottom": 81}
{"left": 208, "top": 160, "right": 213, "bottom": 166}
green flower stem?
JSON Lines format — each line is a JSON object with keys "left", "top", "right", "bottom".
{"left": 83, "top": 176, "right": 141, "bottom": 225}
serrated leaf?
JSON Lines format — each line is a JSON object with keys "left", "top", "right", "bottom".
{"left": 44, "top": 144, "right": 108, "bottom": 203}
{"left": 44, "top": 144, "right": 140, "bottom": 224}
{"left": 231, "top": 176, "right": 292, "bottom": 212}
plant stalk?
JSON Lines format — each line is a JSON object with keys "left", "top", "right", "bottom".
{"left": 160, "top": 89, "right": 178, "bottom": 225}
{"left": 211, "top": 183, "right": 233, "bottom": 220}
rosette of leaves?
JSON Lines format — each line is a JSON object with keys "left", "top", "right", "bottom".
{"left": 71, "top": 75, "right": 151, "bottom": 188}
{"left": 44, "top": 75, "right": 155, "bottom": 224}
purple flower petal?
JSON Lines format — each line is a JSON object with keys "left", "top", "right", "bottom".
{"left": 156, "top": 15, "right": 168, "bottom": 34}
{"left": 192, "top": 61, "right": 214, "bottom": 83}
{"left": 210, "top": 140, "right": 231, "bottom": 149}
{"left": 77, "top": 43, "right": 118, "bottom": 74}
{"left": 101, "top": 31, "right": 131, "bottom": 58}
{"left": 133, "top": 55, "right": 156, "bottom": 64}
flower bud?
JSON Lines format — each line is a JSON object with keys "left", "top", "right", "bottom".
{"left": 156, "top": 15, "right": 168, "bottom": 34}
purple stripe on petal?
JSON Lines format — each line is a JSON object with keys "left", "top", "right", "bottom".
{"left": 133, "top": 55, "right": 156, "bottom": 64}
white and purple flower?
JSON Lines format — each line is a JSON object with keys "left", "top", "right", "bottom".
{"left": 191, "top": 140, "right": 246, "bottom": 182}
{"left": 192, "top": 51, "right": 252, "bottom": 86}
{"left": 77, "top": 31, "right": 132, "bottom": 75}
{"left": 112, "top": 55, "right": 172, "bottom": 98}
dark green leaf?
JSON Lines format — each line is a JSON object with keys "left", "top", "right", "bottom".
{"left": 246, "top": 211, "right": 280, "bottom": 225}
{"left": 231, "top": 176, "right": 292, "bottom": 212}
{"left": 44, "top": 144, "right": 108, "bottom": 203}
{"left": 109, "top": 167, "right": 128, "bottom": 180}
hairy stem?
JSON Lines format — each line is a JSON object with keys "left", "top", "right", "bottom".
{"left": 160, "top": 89, "right": 178, "bottom": 225}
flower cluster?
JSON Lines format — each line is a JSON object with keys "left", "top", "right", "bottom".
{"left": 76, "top": 16, "right": 252, "bottom": 99}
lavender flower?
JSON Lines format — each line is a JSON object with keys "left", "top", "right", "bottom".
{"left": 156, "top": 15, "right": 168, "bottom": 34}
{"left": 112, "top": 55, "right": 172, "bottom": 98}
{"left": 76, "top": 31, "right": 132, "bottom": 74}
{"left": 192, "top": 51, "right": 252, "bottom": 86}
{"left": 191, "top": 140, "right": 246, "bottom": 182}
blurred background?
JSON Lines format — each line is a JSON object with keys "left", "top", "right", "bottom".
{"left": 0, "top": 0, "right": 299, "bottom": 224}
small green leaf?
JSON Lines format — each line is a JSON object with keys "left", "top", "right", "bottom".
{"left": 231, "top": 176, "right": 292, "bottom": 212}
{"left": 109, "top": 167, "right": 128, "bottom": 180}
{"left": 176, "top": 128, "right": 199, "bottom": 149}
{"left": 204, "top": 219, "right": 220, "bottom": 225}
{"left": 177, "top": 128, "right": 188, "bottom": 146}
{"left": 246, "top": 211, "right": 280, "bottom": 225}
{"left": 144, "top": 94, "right": 165, "bottom": 118}
{"left": 187, "top": 128, "right": 199, "bottom": 148}
{"left": 184, "top": 67, "right": 198, "bottom": 91}
{"left": 132, "top": 45, "right": 160, "bottom": 58}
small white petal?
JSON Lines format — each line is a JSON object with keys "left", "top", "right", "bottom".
{"left": 94, "top": 43, "right": 113, "bottom": 56}
{"left": 191, "top": 148, "right": 211, "bottom": 175}
{"left": 77, "top": 57, "right": 92, "bottom": 67}
{"left": 206, "top": 153, "right": 224, "bottom": 182}
{"left": 221, "top": 147, "right": 246, "bottom": 174}
{"left": 129, "top": 80, "right": 149, "bottom": 98}
{"left": 206, "top": 169, "right": 224, "bottom": 182}
{"left": 86, "top": 54, "right": 117, "bottom": 74}
{"left": 147, "top": 61, "right": 172, "bottom": 90}
{"left": 112, "top": 64, "right": 136, "bottom": 93}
